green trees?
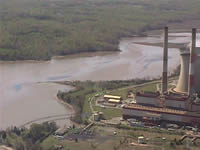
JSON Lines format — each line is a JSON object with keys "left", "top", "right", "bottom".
{"left": 0, "top": 122, "right": 58, "bottom": 150}
{"left": 25, "top": 122, "right": 57, "bottom": 143}
{"left": 0, "top": 0, "right": 200, "bottom": 60}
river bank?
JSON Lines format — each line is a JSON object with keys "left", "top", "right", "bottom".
{"left": 0, "top": 18, "right": 198, "bottom": 63}
{"left": 0, "top": 31, "right": 190, "bottom": 129}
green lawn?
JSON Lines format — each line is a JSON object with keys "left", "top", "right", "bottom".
{"left": 93, "top": 105, "right": 122, "bottom": 120}
{"left": 40, "top": 126, "right": 200, "bottom": 150}
{"left": 136, "top": 83, "right": 157, "bottom": 92}
{"left": 110, "top": 82, "right": 158, "bottom": 99}
{"left": 41, "top": 136, "right": 59, "bottom": 150}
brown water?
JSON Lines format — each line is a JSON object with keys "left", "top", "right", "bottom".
{"left": 0, "top": 33, "right": 191, "bottom": 129}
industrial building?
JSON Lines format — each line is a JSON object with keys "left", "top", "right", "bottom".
{"left": 104, "top": 94, "right": 122, "bottom": 104}
{"left": 104, "top": 95, "right": 122, "bottom": 100}
{"left": 122, "top": 27, "right": 200, "bottom": 126}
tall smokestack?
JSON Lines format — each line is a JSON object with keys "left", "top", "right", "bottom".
{"left": 161, "top": 27, "right": 168, "bottom": 94}
{"left": 188, "top": 28, "right": 196, "bottom": 95}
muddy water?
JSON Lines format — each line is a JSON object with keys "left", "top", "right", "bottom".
{"left": 0, "top": 33, "right": 190, "bottom": 129}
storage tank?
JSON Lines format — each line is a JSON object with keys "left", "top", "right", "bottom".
{"left": 175, "top": 51, "right": 190, "bottom": 93}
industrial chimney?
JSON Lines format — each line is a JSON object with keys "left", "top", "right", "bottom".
{"left": 161, "top": 27, "right": 168, "bottom": 94}
{"left": 188, "top": 28, "right": 196, "bottom": 95}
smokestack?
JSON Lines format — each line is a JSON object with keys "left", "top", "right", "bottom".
{"left": 161, "top": 27, "right": 168, "bottom": 94}
{"left": 188, "top": 28, "right": 196, "bottom": 95}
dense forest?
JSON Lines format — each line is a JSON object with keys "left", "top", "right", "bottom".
{"left": 0, "top": 0, "right": 200, "bottom": 60}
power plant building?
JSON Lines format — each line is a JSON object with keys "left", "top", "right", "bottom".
{"left": 122, "top": 27, "right": 200, "bottom": 126}
{"left": 175, "top": 47, "right": 200, "bottom": 94}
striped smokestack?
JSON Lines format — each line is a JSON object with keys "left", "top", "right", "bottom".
{"left": 161, "top": 27, "right": 168, "bottom": 94}
{"left": 188, "top": 28, "right": 196, "bottom": 95}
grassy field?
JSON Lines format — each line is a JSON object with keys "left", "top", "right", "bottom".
{"left": 1, "top": 0, "right": 200, "bottom": 60}
{"left": 57, "top": 79, "right": 154, "bottom": 123}
{"left": 40, "top": 136, "right": 58, "bottom": 150}
{"left": 110, "top": 81, "right": 158, "bottom": 99}
{"left": 40, "top": 126, "right": 200, "bottom": 150}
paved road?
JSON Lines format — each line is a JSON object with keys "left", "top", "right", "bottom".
{"left": 20, "top": 113, "right": 75, "bottom": 128}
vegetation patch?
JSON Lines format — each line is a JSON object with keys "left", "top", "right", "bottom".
{"left": 0, "top": 122, "right": 57, "bottom": 150}
{"left": 1, "top": 0, "right": 200, "bottom": 60}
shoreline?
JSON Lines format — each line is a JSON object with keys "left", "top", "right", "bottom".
{"left": 1, "top": 18, "right": 199, "bottom": 63}
{"left": 56, "top": 96, "right": 75, "bottom": 115}
{"left": 134, "top": 42, "right": 186, "bottom": 49}
{"left": 53, "top": 81, "right": 78, "bottom": 126}
{"left": 56, "top": 95, "right": 82, "bottom": 127}
{"left": 56, "top": 89, "right": 84, "bottom": 127}
{"left": 55, "top": 81, "right": 78, "bottom": 125}
{"left": 0, "top": 49, "right": 120, "bottom": 63}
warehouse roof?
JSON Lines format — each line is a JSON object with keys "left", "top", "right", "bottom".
{"left": 104, "top": 95, "right": 121, "bottom": 99}
{"left": 123, "top": 104, "right": 200, "bottom": 118}
{"left": 108, "top": 99, "right": 121, "bottom": 103}
{"left": 123, "top": 104, "right": 185, "bottom": 115}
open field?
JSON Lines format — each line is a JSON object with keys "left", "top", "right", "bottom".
{"left": 2, "top": 117, "right": 200, "bottom": 150}
{"left": 1, "top": 0, "right": 200, "bottom": 60}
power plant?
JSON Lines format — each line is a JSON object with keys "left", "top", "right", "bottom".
{"left": 122, "top": 27, "right": 200, "bottom": 126}
{"left": 175, "top": 29, "right": 200, "bottom": 94}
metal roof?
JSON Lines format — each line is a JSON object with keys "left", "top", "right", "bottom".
{"left": 123, "top": 104, "right": 200, "bottom": 118}
{"left": 104, "top": 95, "right": 121, "bottom": 99}
{"left": 108, "top": 99, "right": 121, "bottom": 103}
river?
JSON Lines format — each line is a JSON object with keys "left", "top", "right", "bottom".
{"left": 0, "top": 33, "right": 191, "bottom": 129}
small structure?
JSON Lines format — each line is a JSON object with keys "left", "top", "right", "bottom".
{"left": 93, "top": 113, "right": 100, "bottom": 121}
{"left": 138, "top": 136, "right": 146, "bottom": 144}
{"left": 128, "top": 120, "right": 144, "bottom": 127}
{"left": 54, "top": 145, "right": 63, "bottom": 150}
{"left": 98, "top": 112, "right": 105, "bottom": 120}
{"left": 55, "top": 126, "right": 69, "bottom": 136}
{"left": 128, "top": 91, "right": 135, "bottom": 99}
{"left": 93, "top": 112, "right": 105, "bottom": 121}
